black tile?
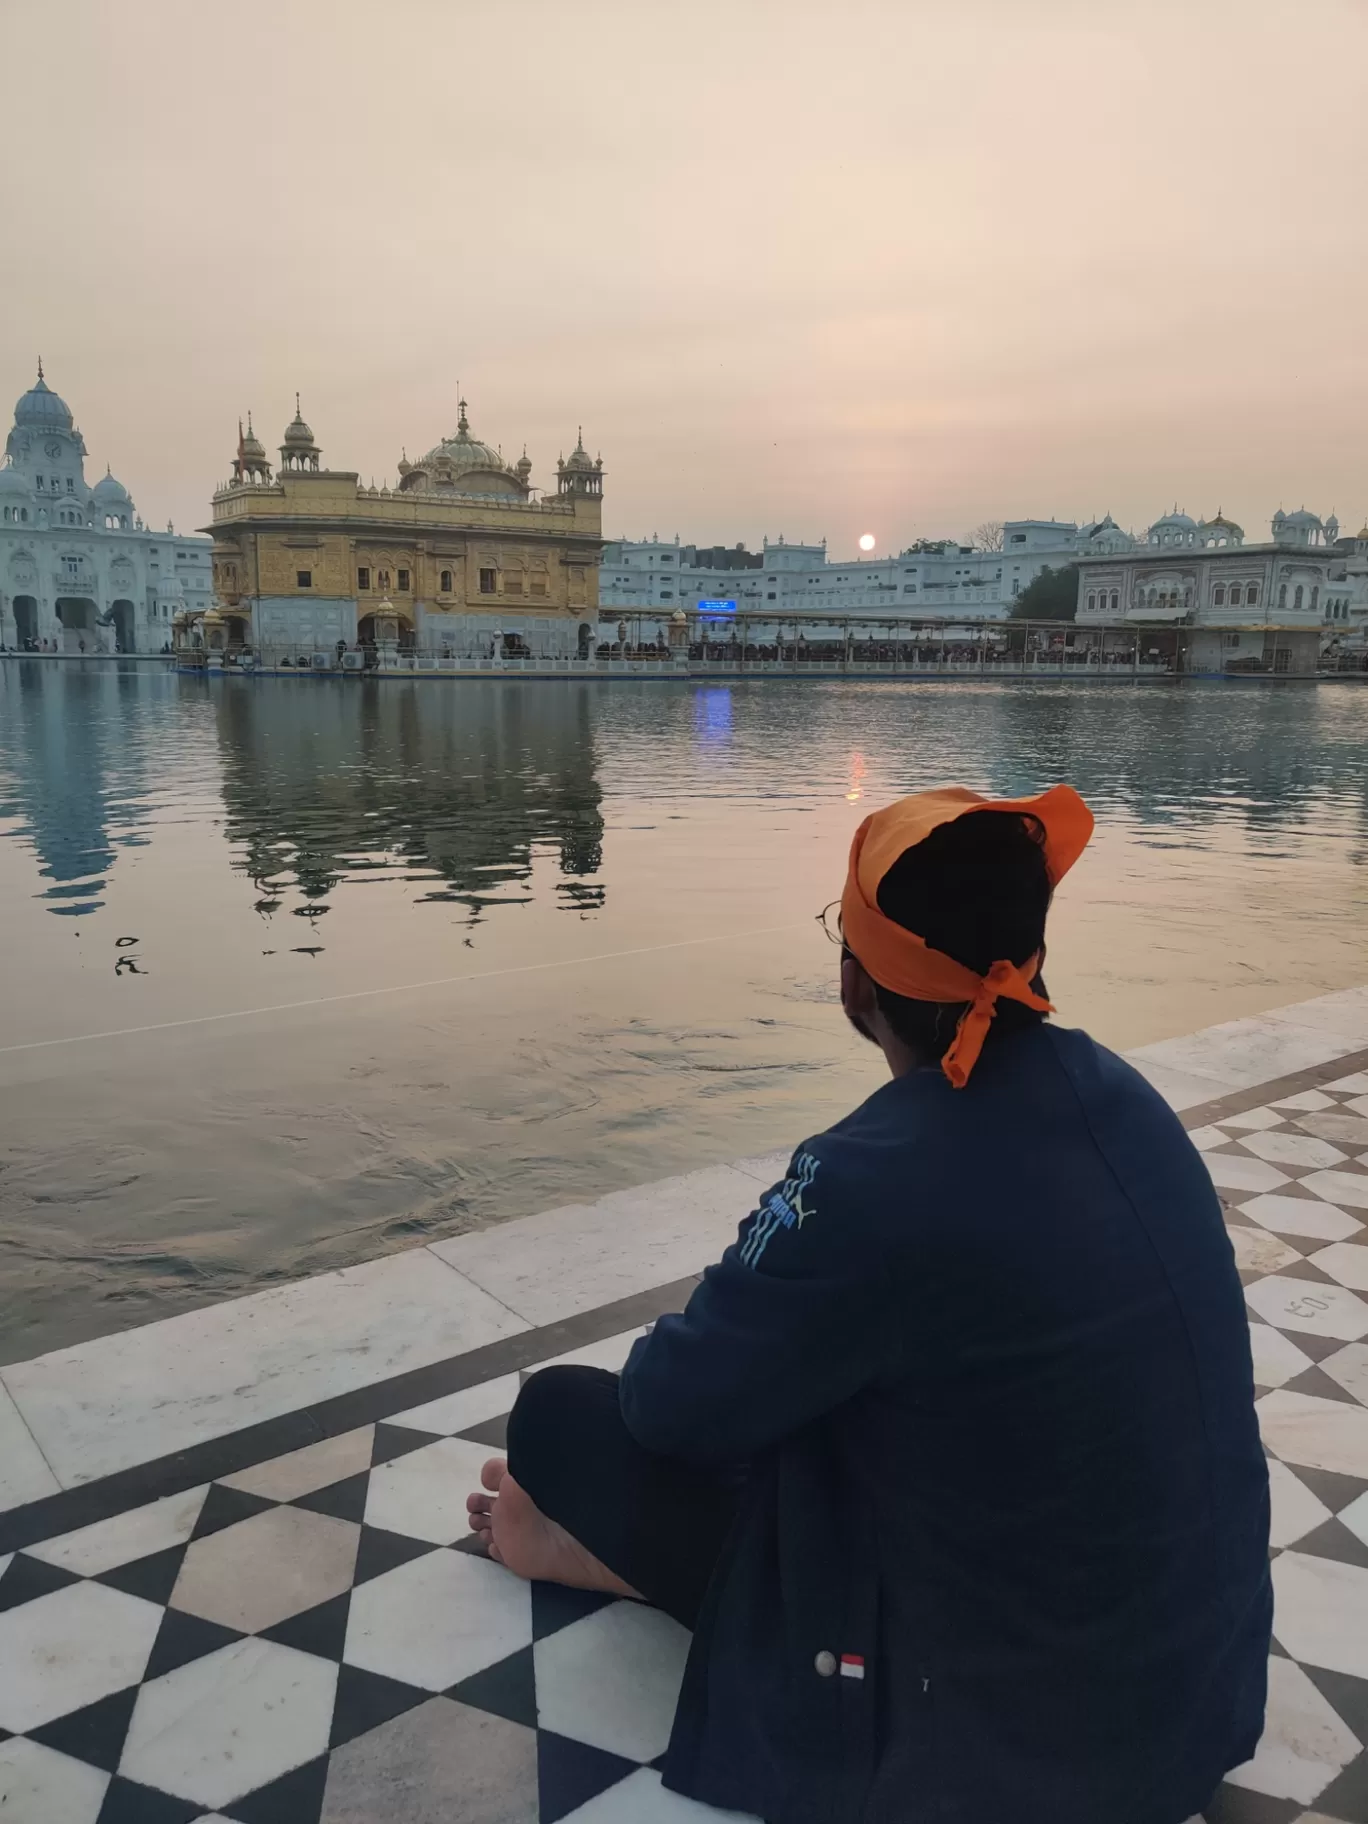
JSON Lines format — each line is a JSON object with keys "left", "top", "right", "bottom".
{"left": 537, "top": 1728, "right": 641, "bottom": 1824}
{"left": 94, "top": 1542, "right": 189, "bottom": 1605}
{"left": 352, "top": 1523, "right": 439, "bottom": 1585}
{"left": 225, "top": 1752, "right": 329, "bottom": 1823}
{"left": 1301, "top": 1663, "right": 1368, "bottom": 1744}
{"left": 1287, "top": 1463, "right": 1368, "bottom": 1513}
{"left": 292, "top": 1472, "right": 370, "bottom": 1523}
{"left": 1313, "top": 1746, "right": 1368, "bottom": 1824}
{"left": 455, "top": 1412, "right": 510, "bottom": 1450}
{"left": 261, "top": 1590, "right": 351, "bottom": 1662}
{"left": 191, "top": 1483, "right": 277, "bottom": 1541}
{"left": 1281, "top": 1364, "right": 1364, "bottom": 1406}
{"left": 1276, "top": 1257, "right": 1340, "bottom": 1284}
{"left": 1202, "top": 1782, "right": 1300, "bottom": 1823}
{"left": 370, "top": 1423, "right": 442, "bottom": 1467}
{"left": 446, "top": 1644, "right": 537, "bottom": 1728}
{"left": 0, "top": 1551, "right": 83, "bottom": 1612}
{"left": 531, "top": 1580, "right": 617, "bottom": 1642}
{"left": 144, "top": 1606, "right": 245, "bottom": 1681}
{"left": 29, "top": 1683, "right": 139, "bottom": 1772}
{"left": 96, "top": 1776, "right": 201, "bottom": 1823}
{"left": 452, "top": 1530, "right": 491, "bottom": 1557}
{"left": 1277, "top": 1327, "right": 1361, "bottom": 1364}
{"left": 1295, "top": 1516, "right": 1368, "bottom": 1570}
{"left": 329, "top": 1662, "right": 429, "bottom": 1749}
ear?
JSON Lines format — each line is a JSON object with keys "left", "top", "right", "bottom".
{"left": 841, "top": 952, "right": 879, "bottom": 1024}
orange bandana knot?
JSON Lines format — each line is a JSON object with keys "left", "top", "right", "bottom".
{"left": 838, "top": 783, "right": 1094, "bottom": 1088}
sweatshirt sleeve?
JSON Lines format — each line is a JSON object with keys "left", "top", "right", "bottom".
{"left": 618, "top": 1143, "right": 904, "bottom": 1465}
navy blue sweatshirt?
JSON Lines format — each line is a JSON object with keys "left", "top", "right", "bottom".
{"left": 619, "top": 1024, "right": 1271, "bottom": 1824}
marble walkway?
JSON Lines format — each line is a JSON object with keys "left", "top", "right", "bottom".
{"left": 2, "top": 986, "right": 1368, "bottom": 1821}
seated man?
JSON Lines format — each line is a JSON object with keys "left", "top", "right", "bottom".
{"left": 468, "top": 784, "right": 1271, "bottom": 1824}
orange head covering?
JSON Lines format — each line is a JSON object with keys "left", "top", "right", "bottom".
{"left": 839, "top": 784, "right": 1094, "bottom": 1089}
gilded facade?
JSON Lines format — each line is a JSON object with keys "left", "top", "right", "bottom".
{"left": 203, "top": 400, "right": 603, "bottom": 658}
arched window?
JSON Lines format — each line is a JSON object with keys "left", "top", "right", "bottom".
{"left": 1214, "top": 585, "right": 1226, "bottom": 605}
{"left": 1246, "top": 583, "right": 1258, "bottom": 607}
{"left": 1311, "top": 585, "right": 1319, "bottom": 613}
{"left": 1229, "top": 584, "right": 1241, "bottom": 606}
{"left": 1087, "top": 592, "right": 1096, "bottom": 613}
{"left": 1109, "top": 590, "right": 1119, "bottom": 612}
{"left": 440, "top": 569, "right": 453, "bottom": 592}
{"left": 1278, "top": 584, "right": 1287, "bottom": 609}
{"left": 1294, "top": 585, "right": 1304, "bottom": 611}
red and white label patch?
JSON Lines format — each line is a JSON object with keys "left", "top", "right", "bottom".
{"left": 839, "top": 1654, "right": 865, "bottom": 1680}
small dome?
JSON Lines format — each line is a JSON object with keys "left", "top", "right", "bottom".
{"left": 1151, "top": 508, "right": 1196, "bottom": 531}
{"left": 93, "top": 468, "right": 131, "bottom": 504}
{"left": 13, "top": 364, "right": 73, "bottom": 431}
{"left": 1282, "top": 508, "right": 1322, "bottom": 530}
{"left": 0, "top": 464, "right": 31, "bottom": 496}
{"left": 282, "top": 396, "right": 316, "bottom": 449}
{"left": 563, "top": 430, "right": 594, "bottom": 473}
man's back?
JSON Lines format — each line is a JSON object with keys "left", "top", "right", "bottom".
{"left": 631, "top": 1023, "right": 1271, "bottom": 1823}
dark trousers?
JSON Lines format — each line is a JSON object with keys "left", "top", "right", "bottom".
{"left": 507, "top": 1364, "right": 746, "bottom": 1629}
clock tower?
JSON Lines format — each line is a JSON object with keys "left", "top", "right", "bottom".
{"left": 4, "top": 360, "right": 90, "bottom": 504}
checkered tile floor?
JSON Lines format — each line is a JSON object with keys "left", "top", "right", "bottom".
{"left": 3, "top": 1074, "right": 1368, "bottom": 1822}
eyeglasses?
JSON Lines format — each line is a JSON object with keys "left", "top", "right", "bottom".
{"left": 816, "top": 901, "right": 844, "bottom": 945}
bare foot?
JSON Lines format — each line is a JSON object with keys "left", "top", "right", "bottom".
{"left": 466, "top": 1458, "right": 641, "bottom": 1599}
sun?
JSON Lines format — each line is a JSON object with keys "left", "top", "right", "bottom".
{"left": 858, "top": 533, "right": 876, "bottom": 552}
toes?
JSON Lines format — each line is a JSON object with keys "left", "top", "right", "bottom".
{"left": 481, "top": 1457, "right": 509, "bottom": 1494}
{"left": 467, "top": 1490, "right": 493, "bottom": 1517}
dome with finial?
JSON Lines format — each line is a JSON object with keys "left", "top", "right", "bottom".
{"left": 0, "top": 463, "right": 30, "bottom": 498}
{"left": 515, "top": 446, "right": 532, "bottom": 479}
{"left": 282, "top": 395, "right": 316, "bottom": 450}
{"left": 13, "top": 359, "right": 74, "bottom": 431}
{"left": 564, "top": 428, "right": 594, "bottom": 474}
{"left": 415, "top": 399, "right": 506, "bottom": 476}
{"left": 241, "top": 414, "right": 268, "bottom": 462}
{"left": 93, "top": 466, "right": 132, "bottom": 507}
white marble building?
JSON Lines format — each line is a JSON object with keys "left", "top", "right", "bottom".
{"left": 600, "top": 517, "right": 1133, "bottom": 628}
{"left": 1076, "top": 507, "right": 1368, "bottom": 670}
{"left": 0, "top": 366, "right": 212, "bottom": 653}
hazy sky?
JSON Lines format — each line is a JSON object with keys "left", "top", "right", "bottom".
{"left": 4, "top": 0, "right": 1365, "bottom": 556}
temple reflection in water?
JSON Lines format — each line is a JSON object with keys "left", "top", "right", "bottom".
{"left": 211, "top": 678, "right": 606, "bottom": 928}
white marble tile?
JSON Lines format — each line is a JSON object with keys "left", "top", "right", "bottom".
{"left": 1268, "top": 1458, "right": 1334, "bottom": 1548}
{"left": 1273, "top": 1091, "right": 1338, "bottom": 1113}
{"left": 1249, "top": 1322, "right": 1314, "bottom": 1389}
{"left": 170, "top": 1506, "right": 360, "bottom": 1634}
{"left": 27, "top": 1485, "right": 207, "bottom": 1574}
{"left": 364, "top": 1435, "right": 495, "bottom": 1544}
{"left": 221, "top": 1427, "right": 374, "bottom": 1501}
{"left": 1226, "top": 1654, "right": 1362, "bottom": 1803}
{"left": 1239, "top": 1132, "right": 1348, "bottom": 1171}
{"left": 729, "top": 1150, "right": 791, "bottom": 1186}
{"left": 1245, "top": 1277, "right": 1368, "bottom": 1344}
{"left": 558, "top": 1766, "right": 761, "bottom": 1822}
{"left": 119, "top": 1636, "right": 337, "bottom": 1811}
{"left": 1240, "top": 1194, "right": 1363, "bottom": 1244}
{"left": 1296, "top": 1113, "right": 1368, "bottom": 1149}
{"left": 531, "top": 1326, "right": 646, "bottom": 1375}
{"left": 1307, "top": 1242, "right": 1368, "bottom": 1293}
{"left": 432, "top": 1165, "right": 755, "bottom": 1326}
{"left": 1129, "top": 1018, "right": 1361, "bottom": 1095}
{"left": 0, "top": 1739, "right": 109, "bottom": 1824}
{"left": 1229, "top": 1227, "right": 1304, "bottom": 1278}
{"left": 387, "top": 1373, "right": 522, "bottom": 1435}
{"left": 535, "top": 1598, "right": 692, "bottom": 1765}
{"left": 1272, "top": 1552, "right": 1368, "bottom": 1680}
{"left": 1128, "top": 1058, "right": 1240, "bottom": 1111}
{"left": 1301, "top": 1169, "right": 1368, "bottom": 1212}
{"left": 1257, "top": 1390, "right": 1368, "bottom": 1478}
{"left": 0, "top": 1555, "right": 9, "bottom": 1583}
{"left": 1207, "top": 1154, "right": 1292, "bottom": 1195}
{"left": 0, "top": 1247, "right": 528, "bottom": 1488}
{"left": 1185, "top": 1125, "right": 1228, "bottom": 1152}
{"left": 1342, "top": 1489, "right": 1368, "bottom": 1550}
{"left": 1219, "top": 1107, "right": 1288, "bottom": 1133}
{"left": 1266, "top": 988, "right": 1368, "bottom": 1044}
{"left": 1349, "top": 1094, "right": 1368, "bottom": 1117}
{"left": 344, "top": 1548, "right": 531, "bottom": 1691}
{"left": 0, "top": 1581, "right": 162, "bottom": 1733}
{"left": 1326, "top": 1074, "right": 1368, "bottom": 1094}
{"left": 0, "top": 1381, "right": 59, "bottom": 1511}
{"left": 1319, "top": 1343, "right": 1368, "bottom": 1408}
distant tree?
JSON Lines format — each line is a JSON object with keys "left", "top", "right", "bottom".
{"left": 968, "top": 520, "right": 1005, "bottom": 552}
{"left": 1010, "top": 563, "right": 1079, "bottom": 621}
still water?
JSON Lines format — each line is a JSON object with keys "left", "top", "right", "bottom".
{"left": 2, "top": 661, "right": 1367, "bottom": 1362}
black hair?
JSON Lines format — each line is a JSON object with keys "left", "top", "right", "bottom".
{"left": 858, "top": 809, "right": 1053, "bottom": 1060}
